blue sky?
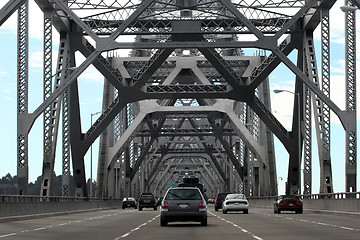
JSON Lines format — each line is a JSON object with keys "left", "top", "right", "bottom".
{"left": 0, "top": 0, "right": 359, "bottom": 195}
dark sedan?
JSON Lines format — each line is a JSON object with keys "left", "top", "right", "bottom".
{"left": 122, "top": 197, "right": 137, "bottom": 209}
{"left": 274, "top": 195, "right": 303, "bottom": 214}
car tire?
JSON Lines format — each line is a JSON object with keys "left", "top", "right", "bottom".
{"left": 222, "top": 209, "right": 227, "bottom": 214}
{"left": 139, "top": 207, "right": 142, "bottom": 211}
{"left": 160, "top": 217, "right": 168, "bottom": 227}
{"left": 278, "top": 209, "right": 281, "bottom": 214}
{"left": 243, "top": 209, "right": 248, "bottom": 214}
{"left": 154, "top": 207, "right": 157, "bottom": 210}
{"left": 215, "top": 207, "right": 218, "bottom": 211}
{"left": 122, "top": 206, "right": 125, "bottom": 209}
{"left": 201, "top": 217, "right": 207, "bottom": 226}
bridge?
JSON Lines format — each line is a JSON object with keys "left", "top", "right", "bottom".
{"left": 0, "top": 0, "right": 359, "bottom": 236}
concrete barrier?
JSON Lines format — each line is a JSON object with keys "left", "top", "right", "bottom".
{"left": 0, "top": 195, "right": 122, "bottom": 221}
{"left": 248, "top": 192, "right": 360, "bottom": 214}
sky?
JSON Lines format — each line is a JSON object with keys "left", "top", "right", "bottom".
{"left": 0, "top": 0, "right": 359, "bottom": 195}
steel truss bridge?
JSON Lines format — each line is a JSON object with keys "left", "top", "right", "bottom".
{"left": 0, "top": 0, "right": 358, "bottom": 199}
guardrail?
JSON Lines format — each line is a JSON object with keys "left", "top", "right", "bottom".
{"left": 248, "top": 192, "right": 360, "bottom": 213}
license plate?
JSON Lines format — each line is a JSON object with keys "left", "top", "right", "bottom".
{"left": 234, "top": 203, "right": 239, "bottom": 205}
{"left": 179, "top": 204, "right": 189, "bottom": 209}
{"left": 289, "top": 203, "right": 293, "bottom": 206}
{"left": 144, "top": 200, "right": 150, "bottom": 203}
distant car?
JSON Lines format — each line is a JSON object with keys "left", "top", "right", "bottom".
{"left": 222, "top": 194, "right": 249, "bottom": 214}
{"left": 160, "top": 187, "right": 207, "bottom": 226}
{"left": 122, "top": 197, "right": 137, "bottom": 209}
{"left": 215, "top": 192, "right": 232, "bottom": 211}
{"left": 274, "top": 195, "right": 303, "bottom": 214}
{"left": 138, "top": 192, "right": 157, "bottom": 211}
{"left": 207, "top": 198, "right": 214, "bottom": 204}
{"left": 156, "top": 197, "right": 163, "bottom": 206}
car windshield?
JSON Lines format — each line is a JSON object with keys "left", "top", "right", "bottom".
{"left": 165, "top": 189, "right": 202, "bottom": 200}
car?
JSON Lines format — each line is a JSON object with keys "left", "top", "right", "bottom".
{"left": 207, "top": 198, "right": 214, "bottom": 204}
{"left": 222, "top": 193, "right": 249, "bottom": 214}
{"left": 138, "top": 192, "right": 157, "bottom": 211}
{"left": 122, "top": 197, "right": 137, "bottom": 209}
{"left": 160, "top": 187, "right": 207, "bottom": 226}
{"left": 214, "top": 192, "right": 232, "bottom": 211}
{"left": 156, "top": 197, "right": 163, "bottom": 206}
{"left": 274, "top": 195, "right": 303, "bottom": 214}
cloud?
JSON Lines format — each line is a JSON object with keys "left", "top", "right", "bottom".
{"left": 3, "top": 96, "right": 14, "bottom": 102}
{"left": 80, "top": 66, "right": 105, "bottom": 84}
{"left": 0, "top": 1, "right": 59, "bottom": 43}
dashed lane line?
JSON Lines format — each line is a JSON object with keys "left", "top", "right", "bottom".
{"left": 209, "top": 212, "right": 264, "bottom": 240}
{"left": 0, "top": 210, "right": 136, "bottom": 238}
{"left": 114, "top": 215, "right": 160, "bottom": 239}
{"left": 253, "top": 211, "right": 360, "bottom": 232}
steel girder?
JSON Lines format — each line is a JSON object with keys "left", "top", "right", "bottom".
{"left": 1, "top": 0, "right": 356, "bottom": 197}
{"left": 345, "top": 0, "right": 357, "bottom": 192}
{"left": 16, "top": 0, "right": 29, "bottom": 195}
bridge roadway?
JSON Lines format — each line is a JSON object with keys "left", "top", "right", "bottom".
{"left": 0, "top": 207, "right": 359, "bottom": 240}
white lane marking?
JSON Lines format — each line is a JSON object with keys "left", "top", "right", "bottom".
{"left": 0, "top": 211, "right": 128, "bottom": 238}
{"left": 209, "top": 212, "right": 263, "bottom": 240}
{"left": 258, "top": 211, "right": 360, "bottom": 232}
{"left": 0, "top": 233, "right": 17, "bottom": 238}
{"left": 33, "top": 227, "right": 47, "bottom": 231}
{"left": 340, "top": 226, "right": 355, "bottom": 231}
{"left": 114, "top": 214, "right": 160, "bottom": 239}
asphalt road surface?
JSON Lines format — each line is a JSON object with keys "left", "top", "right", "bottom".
{"left": 0, "top": 207, "right": 359, "bottom": 240}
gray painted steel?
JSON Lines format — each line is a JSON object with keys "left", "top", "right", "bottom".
{"left": 0, "top": 0, "right": 357, "bottom": 199}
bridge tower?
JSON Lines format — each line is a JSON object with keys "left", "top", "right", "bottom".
{"left": 0, "top": 0, "right": 357, "bottom": 197}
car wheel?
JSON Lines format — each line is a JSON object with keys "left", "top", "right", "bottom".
{"left": 201, "top": 217, "right": 207, "bottom": 226}
{"left": 122, "top": 206, "right": 125, "bottom": 209}
{"left": 154, "top": 207, "right": 157, "bottom": 210}
{"left": 222, "top": 209, "right": 227, "bottom": 214}
{"left": 139, "top": 207, "right": 142, "bottom": 211}
{"left": 278, "top": 209, "right": 281, "bottom": 214}
{"left": 243, "top": 209, "right": 248, "bottom": 214}
{"left": 160, "top": 217, "right": 168, "bottom": 227}
{"left": 215, "top": 207, "right": 218, "bottom": 211}
{"left": 135, "top": 206, "right": 137, "bottom": 209}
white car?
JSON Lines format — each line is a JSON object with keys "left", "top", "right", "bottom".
{"left": 222, "top": 193, "right": 249, "bottom": 214}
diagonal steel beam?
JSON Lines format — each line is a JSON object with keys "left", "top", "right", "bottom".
{"left": 0, "top": 0, "right": 25, "bottom": 26}
{"left": 272, "top": 48, "right": 347, "bottom": 129}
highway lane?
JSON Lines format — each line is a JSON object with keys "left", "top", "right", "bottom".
{"left": 0, "top": 207, "right": 359, "bottom": 240}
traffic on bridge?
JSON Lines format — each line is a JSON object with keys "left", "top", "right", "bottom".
{"left": 1, "top": 207, "right": 359, "bottom": 240}
{"left": 0, "top": 0, "right": 359, "bottom": 237}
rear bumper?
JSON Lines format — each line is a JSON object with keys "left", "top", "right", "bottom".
{"left": 161, "top": 211, "right": 207, "bottom": 222}
{"left": 223, "top": 204, "right": 248, "bottom": 211}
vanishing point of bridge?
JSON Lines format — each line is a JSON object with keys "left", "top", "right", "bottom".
{"left": 0, "top": 0, "right": 358, "bottom": 200}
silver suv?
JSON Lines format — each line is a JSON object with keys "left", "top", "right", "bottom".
{"left": 160, "top": 187, "right": 207, "bottom": 226}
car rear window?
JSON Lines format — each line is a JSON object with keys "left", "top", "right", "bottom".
{"left": 141, "top": 194, "right": 154, "bottom": 198}
{"left": 228, "top": 194, "right": 246, "bottom": 200}
{"left": 165, "top": 189, "right": 202, "bottom": 200}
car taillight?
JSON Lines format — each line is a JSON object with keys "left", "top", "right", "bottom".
{"left": 199, "top": 201, "right": 206, "bottom": 209}
{"left": 162, "top": 201, "right": 168, "bottom": 209}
